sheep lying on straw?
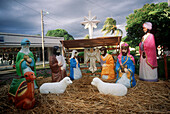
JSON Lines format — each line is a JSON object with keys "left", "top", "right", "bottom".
{"left": 39, "top": 77, "right": 72, "bottom": 94}
{"left": 91, "top": 77, "right": 127, "bottom": 96}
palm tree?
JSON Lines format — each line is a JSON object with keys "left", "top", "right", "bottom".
{"left": 101, "top": 17, "right": 123, "bottom": 36}
{"left": 113, "top": 29, "right": 123, "bottom": 37}
{"left": 84, "top": 34, "right": 89, "bottom": 39}
{"left": 101, "top": 17, "right": 117, "bottom": 36}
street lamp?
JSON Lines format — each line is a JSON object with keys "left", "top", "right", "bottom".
{"left": 41, "top": 10, "right": 49, "bottom": 68}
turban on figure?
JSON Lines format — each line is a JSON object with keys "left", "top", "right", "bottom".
{"left": 143, "top": 22, "right": 152, "bottom": 30}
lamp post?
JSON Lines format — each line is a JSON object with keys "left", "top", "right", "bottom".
{"left": 41, "top": 10, "right": 49, "bottom": 68}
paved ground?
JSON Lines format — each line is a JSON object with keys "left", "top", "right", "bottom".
{"left": 0, "top": 61, "right": 49, "bottom": 85}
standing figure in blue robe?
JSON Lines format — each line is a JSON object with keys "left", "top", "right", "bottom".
{"left": 116, "top": 43, "right": 136, "bottom": 88}
{"left": 70, "top": 50, "right": 82, "bottom": 80}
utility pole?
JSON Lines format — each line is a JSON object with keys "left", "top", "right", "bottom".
{"left": 41, "top": 10, "right": 45, "bottom": 68}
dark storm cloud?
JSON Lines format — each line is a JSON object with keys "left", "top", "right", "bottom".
{"left": 0, "top": 0, "right": 41, "bottom": 34}
{"left": 0, "top": 0, "right": 168, "bottom": 38}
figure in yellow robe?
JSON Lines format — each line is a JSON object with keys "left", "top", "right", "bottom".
{"left": 100, "top": 47, "right": 115, "bottom": 80}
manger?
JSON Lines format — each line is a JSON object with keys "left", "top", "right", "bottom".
{"left": 60, "top": 36, "right": 121, "bottom": 76}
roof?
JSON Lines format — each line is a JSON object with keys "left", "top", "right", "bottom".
{"left": 0, "top": 32, "right": 63, "bottom": 39}
{"left": 0, "top": 32, "right": 64, "bottom": 47}
{"left": 61, "top": 36, "right": 121, "bottom": 48}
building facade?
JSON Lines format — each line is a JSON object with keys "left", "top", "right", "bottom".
{"left": 0, "top": 32, "right": 64, "bottom": 66}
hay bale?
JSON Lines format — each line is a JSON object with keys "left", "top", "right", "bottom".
{"left": 0, "top": 75, "right": 170, "bottom": 113}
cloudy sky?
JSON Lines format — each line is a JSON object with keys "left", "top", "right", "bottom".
{"left": 0, "top": 0, "right": 167, "bottom": 39}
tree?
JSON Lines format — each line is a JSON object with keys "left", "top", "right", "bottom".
{"left": 101, "top": 17, "right": 123, "bottom": 37}
{"left": 113, "top": 29, "right": 123, "bottom": 37}
{"left": 84, "top": 34, "right": 89, "bottom": 39}
{"left": 36, "top": 34, "right": 41, "bottom": 36}
{"left": 101, "top": 17, "right": 117, "bottom": 36}
{"left": 125, "top": 2, "right": 170, "bottom": 48}
{"left": 46, "top": 29, "right": 74, "bottom": 40}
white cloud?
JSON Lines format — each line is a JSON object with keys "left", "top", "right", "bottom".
{"left": 117, "top": 22, "right": 127, "bottom": 38}
{"left": 89, "top": 22, "right": 127, "bottom": 39}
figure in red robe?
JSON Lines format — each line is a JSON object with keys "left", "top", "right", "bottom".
{"left": 49, "top": 46, "right": 67, "bottom": 82}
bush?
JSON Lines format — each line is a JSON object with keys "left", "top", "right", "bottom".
{"left": 157, "top": 56, "right": 170, "bottom": 80}
{"left": 78, "top": 52, "right": 84, "bottom": 56}
{"left": 134, "top": 56, "right": 140, "bottom": 75}
{"left": 130, "top": 50, "right": 136, "bottom": 56}
{"left": 37, "top": 69, "right": 51, "bottom": 78}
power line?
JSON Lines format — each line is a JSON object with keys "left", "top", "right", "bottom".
{"left": 12, "top": 0, "right": 112, "bottom": 38}
{"left": 13, "top": 0, "right": 40, "bottom": 14}
{"left": 85, "top": 0, "right": 113, "bottom": 13}
{"left": 13, "top": 0, "right": 59, "bottom": 24}
{"left": 12, "top": 0, "right": 81, "bottom": 34}
{"left": 85, "top": 0, "right": 125, "bottom": 22}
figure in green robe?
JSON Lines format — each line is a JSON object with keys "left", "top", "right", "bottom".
{"left": 15, "top": 38, "right": 38, "bottom": 88}
{"left": 9, "top": 38, "right": 38, "bottom": 99}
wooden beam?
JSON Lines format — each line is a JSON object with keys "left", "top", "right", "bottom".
{"left": 61, "top": 37, "right": 121, "bottom": 48}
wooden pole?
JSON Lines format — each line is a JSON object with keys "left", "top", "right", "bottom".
{"left": 61, "top": 41, "right": 65, "bottom": 57}
{"left": 164, "top": 54, "right": 168, "bottom": 80}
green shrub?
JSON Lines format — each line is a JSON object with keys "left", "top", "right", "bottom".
{"left": 37, "top": 69, "right": 51, "bottom": 78}
{"left": 130, "top": 50, "right": 136, "bottom": 56}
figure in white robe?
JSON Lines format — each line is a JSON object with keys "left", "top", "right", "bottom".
{"left": 84, "top": 48, "right": 100, "bottom": 73}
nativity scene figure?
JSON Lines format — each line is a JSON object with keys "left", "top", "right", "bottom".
{"left": 84, "top": 48, "right": 100, "bottom": 73}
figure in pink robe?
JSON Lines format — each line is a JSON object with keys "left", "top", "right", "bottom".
{"left": 139, "top": 22, "right": 158, "bottom": 81}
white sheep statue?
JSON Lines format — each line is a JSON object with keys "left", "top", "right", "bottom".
{"left": 91, "top": 77, "right": 127, "bottom": 96}
{"left": 39, "top": 77, "right": 72, "bottom": 94}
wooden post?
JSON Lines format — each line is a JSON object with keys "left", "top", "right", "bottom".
{"left": 67, "top": 48, "right": 70, "bottom": 76}
{"left": 61, "top": 41, "right": 65, "bottom": 57}
{"left": 117, "top": 37, "right": 121, "bottom": 56}
{"left": 118, "top": 37, "right": 121, "bottom": 44}
{"left": 164, "top": 54, "right": 168, "bottom": 80}
{"left": 66, "top": 48, "right": 70, "bottom": 63}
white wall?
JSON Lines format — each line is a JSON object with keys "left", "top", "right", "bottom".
{"left": 0, "top": 32, "right": 64, "bottom": 47}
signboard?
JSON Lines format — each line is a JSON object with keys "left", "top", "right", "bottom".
{"left": 0, "top": 36, "right": 4, "bottom": 43}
